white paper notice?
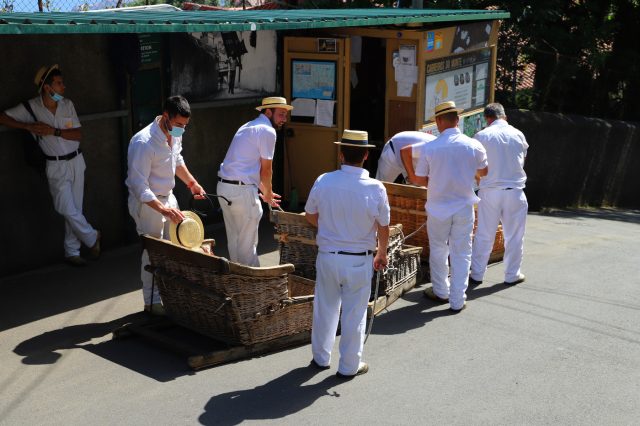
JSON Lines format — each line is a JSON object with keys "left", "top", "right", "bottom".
{"left": 397, "top": 81, "right": 413, "bottom": 97}
{"left": 291, "top": 98, "right": 316, "bottom": 117}
{"left": 314, "top": 100, "right": 335, "bottom": 127}
{"left": 399, "top": 45, "right": 416, "bottom": 66}
{"left": 394, "top": 64, "right": 418, "bottom": 84}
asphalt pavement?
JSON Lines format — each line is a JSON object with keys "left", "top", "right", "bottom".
{"left": 1, "top": 208, "right": 639, "bottom": 425}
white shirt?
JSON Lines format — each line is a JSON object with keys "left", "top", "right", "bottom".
{"left": 126, "top": 117, "right": 185, "bottom": 203}
{"left": 415, "top": 127, "right": 488, "bottom": 220}
{"left": 305, "top": 165, "right": 390, "bottom": 252}
{"left": 386, "top": 131, "right": 436, "bottom": 166}
{"left": 474, "top": 119, "right": 528, "bottom": 189}
{"left": 218, "top": 114, "right": 276, "bottom": 186}
{"left": 5, "top": 96, "right": 81, "bottom": 157}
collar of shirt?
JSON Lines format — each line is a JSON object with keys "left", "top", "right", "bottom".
{"left": 440, "top": 127, "right": 462, "bottom": 138}
{"left": 150, "top": 116, "right": 171, "bottom": 147}
{"left": 490, "top": 118, "right": 508, "bottom": 127}
{"left": 257, "top": 113, "right": 274, "bottom": 128}
{"left": 340, "top": 164, "right": 369, "bottom": 179}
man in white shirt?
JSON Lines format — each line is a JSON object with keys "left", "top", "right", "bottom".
{"left": 375, "top": 131, "right": 436, "bottom": 183}
{"left": 216, "top": 96, "right": 291, "bottom": 266}
{"left": 305, "top": 129, "right": 390, "bottom": 379}
{"left": 470, "top": 103, "right": 529, "bottom": 286}
{"left": 410, "top": 101, "right": 488, "bottom": 312}
{"left": 126, "top": 95, "right": 205, "bottom": 315}
{"left": 0, "top": 64, "right": 100, "bottom": 267}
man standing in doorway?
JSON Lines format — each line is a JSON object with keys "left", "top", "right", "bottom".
{"left": 375, "top": 130, "right": 435, "bottom": 183}
{"left": 305, "top": 129, "right": 390, "bottom": 379}
{"left": 0, "top": 64, "right": 100, "bottom": 266}
{"left": 470, "top": 103, "right": 528, "bottom": 286}
{"left": 216, "top": 97, "right": 291, "bottom": 266}
{"left": 126, "top": 95, "right": 205, "bottom": 315}
{"left": 410, "top": 101, "right": 488, "bottom": 313}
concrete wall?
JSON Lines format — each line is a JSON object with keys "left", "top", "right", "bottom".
{"left": 508, "top": 110, "right": 640, "bottom": 210}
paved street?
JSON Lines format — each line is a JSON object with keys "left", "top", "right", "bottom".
{"left": 1, "top": 209, "right": 639, "bottom": 425}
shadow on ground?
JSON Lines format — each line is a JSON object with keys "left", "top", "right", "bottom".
{"left": 537, "top": 207, "right": 640, "bottom": 224}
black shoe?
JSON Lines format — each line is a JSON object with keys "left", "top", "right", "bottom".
{"left": 336, "top": 362, "right": 368, "bottom": 379}
{"left": 310, "top": 359, "right": 330, "bottom": 370}
{"left": 468, "top": 276, "right": 483, "bottom": 287}
{"left": 449, "top": 303, "right": 467, "bottom": 313}
{"left": 504, "top": 274, "right": 526, "bottom": 286}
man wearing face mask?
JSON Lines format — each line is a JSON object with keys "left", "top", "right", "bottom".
{"left": 216, "top": 97, "right": 292, "bottom": 266}
{"left": 0, "top": 64, "right": 100, "bottom": 267}
{"left": 126, "top": 95, "right": 205, "bottom": 315}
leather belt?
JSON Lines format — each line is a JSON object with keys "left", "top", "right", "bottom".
{"left": 45, "top": 148, "right": 82, "bottom": 161}
{"left": 328, "top": 250, "right": 374, "bottom": 256}
{"left": 218, "top": 177, "right": 245, "bottom": 185}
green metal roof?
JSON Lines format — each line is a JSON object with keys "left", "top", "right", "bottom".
{"left": 0, "top": 8, "right": 509, "bottom": 35}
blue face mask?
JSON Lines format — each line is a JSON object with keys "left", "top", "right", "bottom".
{"left": 49, "top": 91, "right": 64, "bottom": 102}
{"left": 168, "top": 125, "right": 185, "bottom": 137}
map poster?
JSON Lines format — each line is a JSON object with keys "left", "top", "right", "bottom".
{"left": 424, "top": 48, "right": 492, "bottom": 122}
{"left": 292, "top": 60, "right": 336, "bottom": 100}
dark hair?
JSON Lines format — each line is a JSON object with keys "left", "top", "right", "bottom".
{"left": 484, "top": 103, "right": 506, "bottom": 120}
{"left": 43, "top": 68, "right": 62, "bottom": 87}
{"left": 164, "top": 95, "right": 191, "bottom": 119}
{"left": 438, "top": 111, "right": 458, "bottom": 123}
{"left": 341, "top": 145, "right": 368, "bottom": 164}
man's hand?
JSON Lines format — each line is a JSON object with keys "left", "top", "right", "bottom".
{"left": 162, "top": 207, "right": 185, "bottom": 224}
{"left": 189, "top": 181, "right": 205, "bottom": 200}
{"left": 259, "top": 191, "right": 282, "bottom": 207}
{"left": 373, "top": 252, "right": 388, "bottom": 271}
{"left": 29, "top": 122, "right": 54, "bottom": 137}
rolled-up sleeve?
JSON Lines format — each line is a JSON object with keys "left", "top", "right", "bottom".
{"left": 376, "top": 186, "right": 391, "bottom": 226}
{"left": 127, "top": 141, "right": 156, "bottom": 203}
{"left": 257, "top": 126, "right": 277, "bottom": 160}
{"left": 305, "top": 177, "right": 322, "bottom": 214}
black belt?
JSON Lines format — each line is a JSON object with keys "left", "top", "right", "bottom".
{"left": 45, "top": 148, "right": 82, "bottom": 161}
{"left": 388, "top": 141, "right": 395, "bottom": 154}
{"left": 218, "top": 177, "right": 246, "bottom": 185}
{"left": 329, "top": 250, "right": 374, "bottom": 256}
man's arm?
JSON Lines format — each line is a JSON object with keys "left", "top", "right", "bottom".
{"left": 400, "top": 145, "right": 416, "bottom": 182}
{"left": 305, "top": 212, "right": 318, "bottom": 227}
{"left": 259, "top": 157, "right": 281, "bottom": 206}
{"left": 176, "top": 164, "right": 205, "bottom": 198}
{"left": 410, "top": 175, "right": 428, "bottom": 187}
{"left": 374, "top": 223, "right": 389, "bottom": 271}
{"left": 0, "top": 112, "right": 53, "bottom": 137}
{"left": 57, "top": 127, "right": 82, "bottom": 142}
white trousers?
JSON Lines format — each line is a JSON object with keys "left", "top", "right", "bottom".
{"left": 427, "top": 205, "right": 474, "bottom": 310}
{"left": 375, "top": 144, "right": 404, "bottom": 183}
{"left": 312, "top": 252, "right": 373, "bottom": 376}
{"left": 471, "top": 188, "right": 528, "bottom": 283}
{"left": 128, "top": 193, "right": 178, "bottom": 305}
{"left": 45, "top": 154, "right": 98, "bottom": 258}
{"left": 217, "top": 181, "right": 262, "bottom": 266}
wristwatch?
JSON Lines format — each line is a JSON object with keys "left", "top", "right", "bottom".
{"left": 54, "top": 128, "right": 62, "bottom": 137}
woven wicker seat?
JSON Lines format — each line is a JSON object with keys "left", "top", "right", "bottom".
{"left": 143, "top": 236, "right": 315, "bottom": 346}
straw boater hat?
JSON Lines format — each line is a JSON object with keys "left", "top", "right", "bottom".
{"left": 169, "top": 211, "right": 205, "bottom": 250}
{"left": 334, "top": 129, "right": 376, "bottom": 148}
{"left": 255, "top": 96, "right": 293, "bottom": 111}
{"left": 429, "top": 100, "right": 464, "bottom": 121}
{"left": 34, "top": 64, "right": 59, "bottom": 93}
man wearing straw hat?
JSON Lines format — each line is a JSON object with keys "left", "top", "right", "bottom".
{"left": 126, "top": 95, "right": 206, "bottom": 315}
{"left": 305, "top": 129, "right": 390, "bottom": 379}
{"left": 0, "top": 64, "right": 100, "bottom": 267}
{"left": 410, "top": 101, "right": 488, "bottom": 313}
{"left": 375, "top": 131, "right": 435, "bottom": 183}
{"left": 470, "top": 103, "right": 528, "bottom": 287}
{"left": 216, "top": 96, "right": 292, "bottom": 266}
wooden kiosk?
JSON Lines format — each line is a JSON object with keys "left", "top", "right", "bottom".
{"left": 283, "top": 19, "right": 502, "bottom": 199}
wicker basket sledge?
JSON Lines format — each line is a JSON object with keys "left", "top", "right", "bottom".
{"left": 383, "top": 182, "right": 505, "bottom": 262}
{"left": 270, "top": 209, "right": 423, "bottom": 301}
{"left": 143, "top": 236, "right": 315, "bottom": 347}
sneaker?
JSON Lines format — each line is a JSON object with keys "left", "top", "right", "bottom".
{"left": 144, "top": 303, "right": 166, "bottom": 316}
{"left": 504, "top": 273, "right": 526, "bottom": 286}
{"left": 89, "top": 231, "right": 101, "bottom": 260}
{"left": 449, "top": 303, "right": 467, "bottom": 313}
{"left": 423, "top": 287, "right": 449, "bottom": 303}
{"left": 468, "top": 276, "right": 483, "bottom": 287}
{"left": 309, "top": 359, "right": 330, "bottom": 370}
{"left": 336, "top": 362, "right": 368, "bottom": 379}
{"left": 65, "top": 255, "right": 87, "bottom": 267}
